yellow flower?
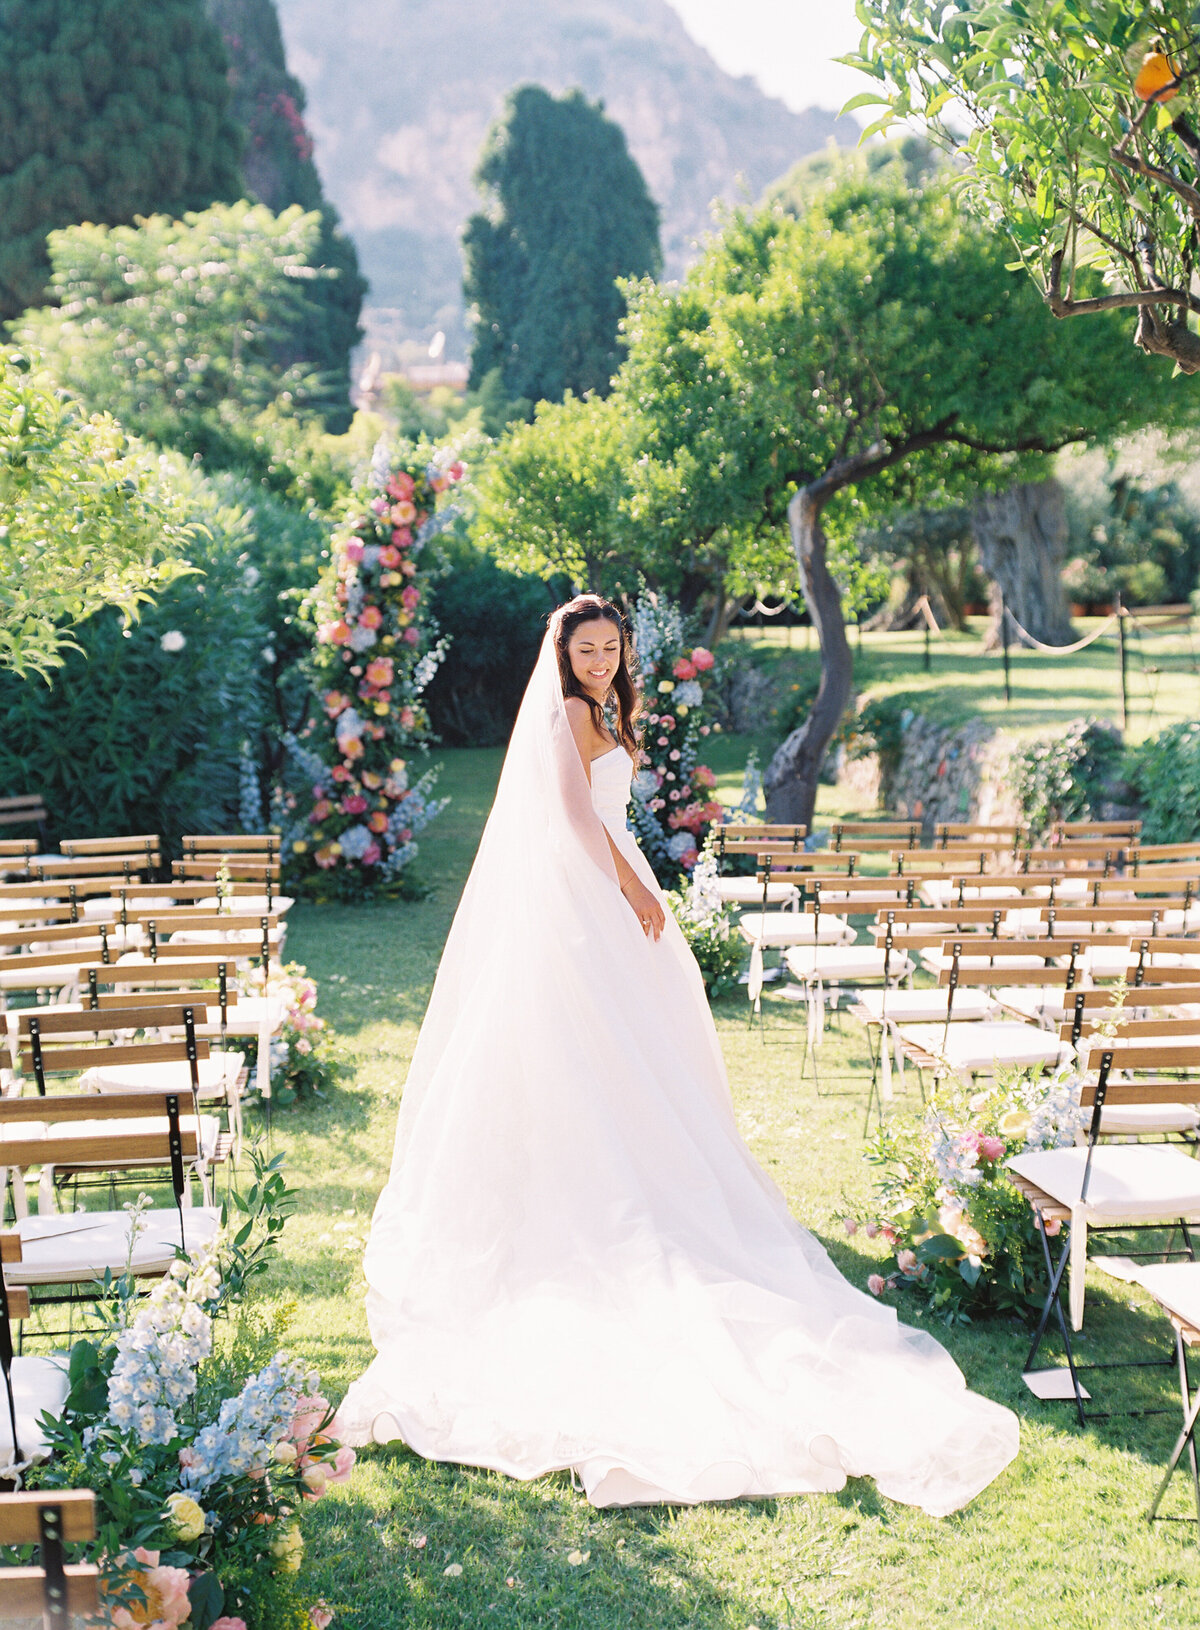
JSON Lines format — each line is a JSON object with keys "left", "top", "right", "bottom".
{"left": 271, "top": 1524, "right": 304, "bottom": 1574}
{"left": 373, "top": 701, "right": 390, "bottom": 716}
{"left": 998, "top": 1109, "right": 1030, "bottom": 1140}
{"left": 291, "top": 840, "right": 308, "bottom": 855}
{"left": 164, "top": 1491, "right": 206, "bottom": 1543}
{"left": 657, "top": 679, "right": 675, "bottom": 693}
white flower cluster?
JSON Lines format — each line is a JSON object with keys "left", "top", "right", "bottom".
{"left": 181, "top": 1353, "right": 317, "bottom": 1493}
{"left": 686, "top": 846, "right": 724, "bottom": 927}
{"left": 629, "top": 593, "right": 683, "bottom": 682}
{"left": 95, "top": 1245, "right": 221, "bottom": 1448}
{"left": 1015, "top": 1062, "right": 1091, "bottom": 1150}
{"left": 368, "top": 435, "right": 391, "bottom": 490}
{"left": 738, "top": 751, "right": 764, "bottom": 818}
{"left": 673, "top": 680, "right": 704, "bottom": 709}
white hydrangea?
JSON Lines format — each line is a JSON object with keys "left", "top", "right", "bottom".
{"left": 674, "top": 680, "right": 704, "bottom": 709}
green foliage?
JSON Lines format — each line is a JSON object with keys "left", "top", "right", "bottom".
{"left": 666, "top": 893, "right": 745, "bottom": 998}
{"left": 464, "top": 85, "right": 662, "bottom": 404}
{"left": 0, "top": 0, "right": 243, "bottom": 321}
{"left": 1010, "top": 718, "right": 1124, "bottom": 836}
{"left": 13, "top": 202, "right": 327, "bottom": 464}
{"left": 1127, "top": 719, "right": 1200, "bottom": 842}
{"left": 423, "top": 532, "right": 552, "bottom": 746}
{"left": 204, "top": 0, "right": 366, "bottom": 429}
{"left": 0, "top": 349, "right": 198, "bottom": 678}
{"left": 384, "top": 367, "right": 530, "bottom": 444}
{"left": 848, "top": 0, "right": 1200, "bottom": 373}
{"left": 1063, "top": 470, "right": 1200, "bottom": 607}
{"left": 0, "top": 453, "right": 272, "bottom": 846}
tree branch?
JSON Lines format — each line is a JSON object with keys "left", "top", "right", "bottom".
{"left": 1046, "top": 247, "right": 1200, "bottom": 318}
{"left": 1110, "top": 144, "right": 1200, "bottom": 222}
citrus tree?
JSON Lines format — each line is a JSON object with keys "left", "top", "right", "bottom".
{"left": 0, "top": 351, "right": 196, "bottom": 678}
{"left": 847, "top": 0, "right": 1200, "bottom": 372}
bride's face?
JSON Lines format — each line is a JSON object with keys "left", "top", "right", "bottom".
{"left": 566, "top": 617, "right": 622, "bottom": 700}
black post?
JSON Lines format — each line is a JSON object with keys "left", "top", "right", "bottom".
{"left": 1116, "top": 591, "right": 1129, "bottom": 731}
{"left": 1000, "top": 591, "right": 1012, "bottom": 704}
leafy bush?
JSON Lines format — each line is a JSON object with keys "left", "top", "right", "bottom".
{"left": 422, "top": 534, "right": 553, "bottom": 745}
{"left": 1009, "top": 718, "right": 1123, "bottom": 836}
{"left": 1127, "top": 720, "right": 1200, "bottom": 843}
{"left": 0, "top": 457, "right": 271, "bottom": 848}
{"left": 843, "top": 692, "right": 927, "bottom": 791}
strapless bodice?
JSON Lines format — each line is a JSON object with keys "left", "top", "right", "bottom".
{"left": 590, "top": 746, "right": 634, "bottom": 828}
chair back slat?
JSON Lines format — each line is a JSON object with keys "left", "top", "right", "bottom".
{"left": 0, "top": 1492, "right": 95, "bottom": 1546}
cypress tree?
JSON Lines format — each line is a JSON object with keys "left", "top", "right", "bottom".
{"left": 463, "top": 86, "right": 662, "bottom": 405}
{"left": 0, "top": 0, "right": 243, "bottom": 321}
{"left": 205, "top": 0, "right": 366, "bottom": 431}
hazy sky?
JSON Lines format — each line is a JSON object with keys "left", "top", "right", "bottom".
{"left": 670, "top": 0, "right": 868, "bottom": 116}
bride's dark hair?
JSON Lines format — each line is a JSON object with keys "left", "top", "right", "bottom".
{"left": 551, "top": 594, "right": 641, "bottom": 754}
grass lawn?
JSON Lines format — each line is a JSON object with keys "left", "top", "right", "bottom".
{"left": 709, "top": 620, "right": 1200, "bottom": 819}
{"left": 251, "top": 738, "right": 1200, "bottom": 1630}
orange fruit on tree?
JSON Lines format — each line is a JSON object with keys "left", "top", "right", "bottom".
{"left": 1134, "top": 49, "right": 1181, "bottom": 103}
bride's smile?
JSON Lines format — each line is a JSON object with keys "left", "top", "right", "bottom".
{"left": 566, "top": 625, "right": 621, "bottom": 698}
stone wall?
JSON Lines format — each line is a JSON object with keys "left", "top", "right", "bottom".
{"left": 836, "top": 711, "right": 1022, "bottom": 834}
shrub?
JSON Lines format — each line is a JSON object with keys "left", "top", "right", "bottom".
{"left": 422, "top": 534, "right": 553, "bottom": 745}
{"left": 0, "top": 457, "right": 270, "bottom": 848}
{"left": 1128, "top": 720, "right": 1200, "bottom": 842}
{"left": 1009, "top": 718, "right": 1123, "bottom": 836}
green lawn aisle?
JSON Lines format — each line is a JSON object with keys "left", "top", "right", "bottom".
{"left": 267, "top": 744, "right": 1200, "bottom": 1630}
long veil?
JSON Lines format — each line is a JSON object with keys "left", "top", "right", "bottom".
{"left": 336, "top": 630, "right": 1019, "bottom": 1517}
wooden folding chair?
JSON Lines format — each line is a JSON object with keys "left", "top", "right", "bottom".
{"left": 0, "top": 796, "right": 47, "bottom": 838}
{"left": 13, "top": 1007, "right": 229, "bottom": 1209}
{"left": 1052, "top": 818, "right": 1142, "bottom": 844}
{"left": 176, "top": 834, "right": 283, "bottom": 909}
{"left": 0, "top": 1491, "right": 98, "bottom": 1626}
{"left": 1010, "top": 1044, "right": 1200, "bottom": 1421}
{"left": 828, "top": 819, "right": 923, "bottom": 853}
{"left": 0, "top": 1092, "right": 218, "bottom": 1312}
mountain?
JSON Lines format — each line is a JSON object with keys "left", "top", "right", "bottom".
{"left": 274, "top": 0, "right": 855, "bottom": 362}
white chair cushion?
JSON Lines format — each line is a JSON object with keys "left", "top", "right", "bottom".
{"left": 1098, "top": 1101, "right": 1200, "bottom": 1136}
{"left": 898, "top": 1021, "right": 1068, "bottom": 1074}
{"left": 738, "top": 913, "right": 853, "bottom": 947}
{"left": 715, "top": 880, "right": 798, "bottom": 907}
{"left": 7, "top": 1206, "right": 220, "bottom": 1285}
{"left": 80, "top": 1052, "right": 245, "bottom": 1097}
{"left": 853, "top": 988, "right": 995, "bottom": 1024}
{"left": 1134, "top": 1262, "right": 1200, "bottom": 1332}
{"left": 197, "top": 895, "right": 294, "bottom": 915}
{"left": 1008, "top": 1143, "right": 1200, "bottom": 1221}
{"left": 783, "top": 946, "right": 914, "bottom": 981}
{"left": 0, "top": 1355, "right": 69, "bottom": 1467}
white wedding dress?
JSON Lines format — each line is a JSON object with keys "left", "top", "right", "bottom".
{"left": 335, "top": 643, "right": 1018, "bottom": 1515}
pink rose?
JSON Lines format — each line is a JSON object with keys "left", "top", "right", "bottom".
{"left": 896, "top": 1249, "right": 918, "bottom": 1273}
{"left": 387, "top": 471, "right": 415, "bottom": 500}
{"left": 211, "top": 1619, "right": 249, "bottom": 1630}
{"left": 391, "top": 500, "right": 417, "bottom": 525}
{"left": 361, "top": 841, "right": 382, "bottom": 865}
{"left": 448, "top": 461, "right": 464, "bottom": 480}
{"left": 310, "top": 1606, "right": 334, "bottom": 1630}
{"left": 880, "top": 1226, "right": 897, "bottom": 1246}
{"left": 359, "top": 605, "right": 383, "bottom": 630}
{"left": 865, "top": 1221, "right": 879, "bottom": 1239}
{"left": 401, "top": 585, "right": 421, "bottom": 611}
{"left": 673, "top": 657, "right": 697, "bottom": 680}
{"left": 660, "top": 716, "right": 675, "bottom": 730}
{"left": 391, "top": 526, "right": 413, "bottom": 547}
{"left": 867, "top": 1274, "right": 885, "bottom": 1296}
{"left": 691, "top": 647, "right": 714, "bottom": 671}
{"left": 842, "top": 1218, "right": 859, "bottom": 1236}
{"left": 978, "top": 1134, "right": 1006, "bottom": 1163}
{"left": 344, "top": 538, "right": 365, "bottom": 563}
{"left": 370, "top": 495, "right": 388, "bottom": 515}
{"left": 379, "top": 545, "right": 402, "bottom": 568}
{"left": 328, "top": 1444, "right": 356, "bottom": 1483}
{"left": 341, "top": 794, "right": 368, "bottom": 815}
{"left": 403, "top": 628, "right": 419, "bottom": 645}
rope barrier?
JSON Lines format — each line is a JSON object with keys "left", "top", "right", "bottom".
{"left": 1001, "top": 606, "right": 1119, "bottom": 655}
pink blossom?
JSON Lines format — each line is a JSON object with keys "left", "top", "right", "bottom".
{"left": 673, "top": 657, "right": 697, "bottom": 681}
{"left": 1044, "top": 1217, "right": 1062, "bottom": 1237}
{"left": 328, "top": 1444, "right": 356, "bottom": 1483}
{"left": 392, "top": 526, "right": 413, "bottom": 547}
{"left": 211, "top": 1619, "right": 249, "bottom": 1630}
{"left": 403, "top": 628, "right": 419, "bottom": 645}
{"left": 177, "top": 1447, "right": 199, "bottom": 1470}
{"left": 370, "top": 495, "right": 389, "bottom": 515}
{"left": 865, "top": 1221, "right": 880, "bottom": 1239}
{"left": 657, "top": 736, "right": 668, "bottom": 747}
{"left": 310, "top": 1605, "right": 334, "bottom": 1630}
{"left": 344, "top": 538, "right": 365, "bottom": 564}
{"left": 896, "top": 1249, "right": 918, "bottom": 1273}
{"left": 448, "top": 461, "right": 464, "bottom": 480}
{"left": 880, "top": 1225, "right": 897, "bottom": 1246}
{"left": 387, "top": 471, "right": 415, "bottom": 500}
{"left": 867, "top": 1274, "right": 885, "bottom": 1296}
{"left": 660, "top": 716, "right": 676, "bottom": 731}
{"left": 362, "top": 841, "right": 382, "bottom": 865}
{"left": 379, "top": 545, "right": 402, "bottom": 568}
{"left": 669, "top": 749, "right": 681, "bottom": 762}
{"left": 700, "top": 725, "right": 711, "bottom": 735}
{"left": 691, "top": 646, "right": 714, "bottom": 671}
{"left": 978, "top": 1134, "right": 1006, "bottom": 1163}
{"left": 289, "top": 1393, "right": 330, "bottom": 1452}
{"left": 842, "top": 1217, "right": 859, "bottom": 1236}
{"left": 330, "top": 765, "right": 351, "bottom": 784}
{"left": 359, "top": 605, "right": 383, "bottom": 630}
{"left": 401, "top": 585, "right": 421, "bottom": 611}
{"left": 340, "top": 794, "right": 368, "bottom": 815}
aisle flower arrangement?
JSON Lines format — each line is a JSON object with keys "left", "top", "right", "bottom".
{"left": 848, "top": 1061, "right": 1091, "bottom": 1323}
{"left": 629, "top": 595, "right": 724, "bottom": 884}
{"left": 240, "top": 961, "right": 341, "bottom": 1107}
{"left": 33, "top": 1168, "right": 350, "bottom": 1630}
{"left": 282, "top": 443, "right": 462, "bottom": 899}
{"left": 666, "top": 843, "right": 744, "bottom": 998}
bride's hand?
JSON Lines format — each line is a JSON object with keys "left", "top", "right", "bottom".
{"left": 622, "top": 877, "right": 666, "bottom": 940}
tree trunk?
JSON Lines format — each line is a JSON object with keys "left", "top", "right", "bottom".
{"left": 763, "top": 487, "right": 853, "bottom": 828}
{"left": 704, "top": 589, "right": 736, "bottom": 647}
{"left": 973, "top": 479, "right": 1074, "bottom": 649}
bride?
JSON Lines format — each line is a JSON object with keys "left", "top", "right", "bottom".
{"left": 335, "top": 594, "right": 1019, "bottom": 1514}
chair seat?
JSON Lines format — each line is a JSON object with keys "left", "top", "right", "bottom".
{"left": 0, "top": 1355, "right": 69, "bottom": 1467}
{"left": 0, "top": 962, "right": 91, "bottom": 991}
{"left": 1135, "top": 1262, "right": 1200, "bottom": 1334}
{"left": 197, "top": 895, "right": 294, "bottom": 915}
{"left": 1085, "top": 946, "right": 1200, "bottom": 977}
{"left": 994, "top": 986, "right": 1076, "bottom": 1024}
{"left": 918, "top": 882, "right": 1024, "bottom": 906}
{"left": 82, "top": 896, "right": 174, "bottom": 920}
{"left": 783, "top": 946, "right": 914, "bottom": 981}
{"left": 898, "top": 1020, "right": 1068, "bottom": 1074}
{"left": 738, "top": 913, "right": 853, "bottom": 947}
{"left": 1098, "top": 1101, "right": 1200, "bottom": 1136}
{"left": 919, "top": 951, "right": 1061, "bottom": 975}
{"left": 1008, "top": 1143, "right": 1200, "bottom": 1222}
{"left": 80, "top": 1052, "right": 245, "bottom": 1099}
{"left": 7, "top": 1206, "right": 221, "bottom": 1284}
{"left": 853, "top": 988, "right": 995, "bottom": 1024}
{"left": 194, "top": 995, "right": 287, "bottom": 1038}
{"left": 714, "top": 880, "right": 798, "bottom": 907}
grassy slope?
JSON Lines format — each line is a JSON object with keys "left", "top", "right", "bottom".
{"left": 262, "top": 729, "right": 1200, "bottom": 1630}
